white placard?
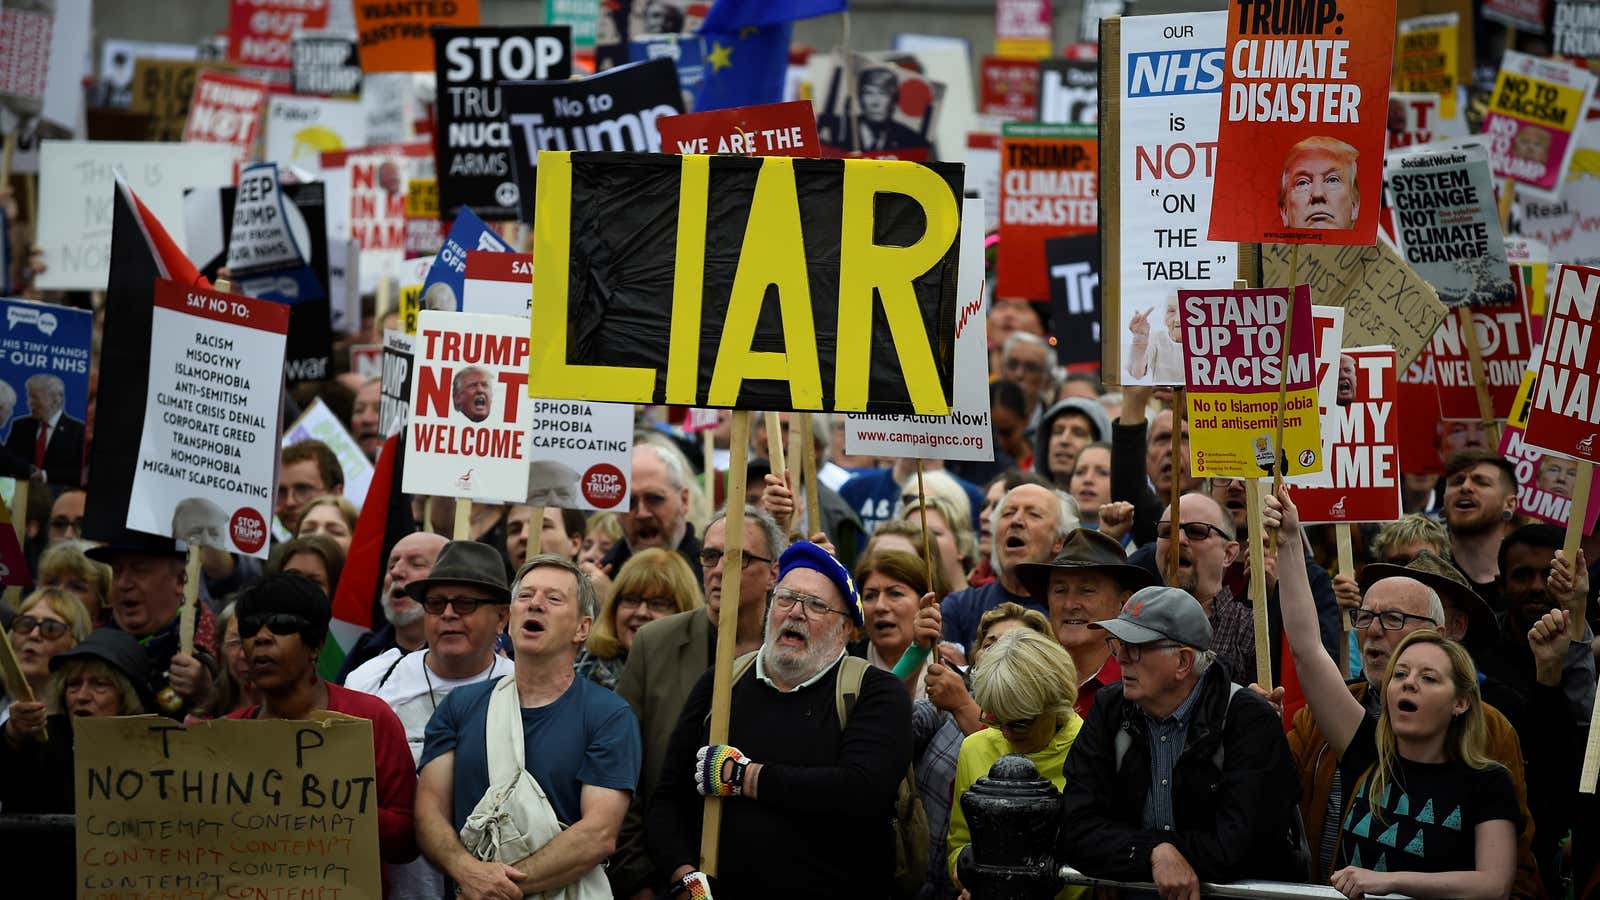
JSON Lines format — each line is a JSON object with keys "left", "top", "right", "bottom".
{"left": 127, "top": 282, "right": 289, "bottom": 559}
{"left": 844, "top": 197, "right": 993, "bottom": 462}
{"left": 402, "top": 311, "right": 533, "bottom": 502}
{"left": 36, "top": 140, "right": 236, "bottom": 290}
{"left": 283, "top": 397, "right": 374, "bottom": 510}
{"left": 263, "top": 95, "right": 367, "bottom": 167}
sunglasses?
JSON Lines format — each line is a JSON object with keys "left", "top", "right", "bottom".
{"left": 13, "top": 615, "right": 70, "bottom": 639}
{"left": 422, "top": 595, "right": 499, "bottom": 616}
{"left": 1156, "top": 521, "right": 1228, "bottom": 542}
{"left": 239, "top": 613, "right": 311, "bottom": 637}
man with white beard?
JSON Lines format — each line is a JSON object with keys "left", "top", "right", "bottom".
{"left": 335, "top": 532, "right": 449, "bottom": 683}
{"left": 646, "top": 542, "right": 912, "bottom": 900}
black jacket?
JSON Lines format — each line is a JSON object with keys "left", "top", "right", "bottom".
{"left": 1057, "top": 665, "right": 1304, "bottom": 883}
{"left": 1111, "top": 420, "right": 1166, "bottom": 548}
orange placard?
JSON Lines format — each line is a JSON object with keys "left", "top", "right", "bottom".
{"left": 1207, "top": 1, "right": 1397, "bottom": 246}
{"left": 353, "top": 0, "right": 481, "bottom": 73}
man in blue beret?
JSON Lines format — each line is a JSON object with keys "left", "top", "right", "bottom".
{"left": 646, "top": 541, "right": 913, "bottom": 900}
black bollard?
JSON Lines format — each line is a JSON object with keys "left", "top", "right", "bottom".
{"left": 955, "top": 754, "right": 1065, "bottom": 900}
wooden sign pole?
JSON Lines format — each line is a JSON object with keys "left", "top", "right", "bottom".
{"left": 179, "top": 547, "right": 202, "bottom": 657}
{"left": 1336, "top": 525, "right": 1355, "bottom": 678}
{"left": 700, "top": 410, "right": 751, "bottom": 876}
{"left": 1245, "top": 479, "right": 1272, "bottom": 688}
{"left": 702, "top": 430, "right": 716, "bottom": 505}
{"left": 1565, "top": 463, "right": 1594, "bottom": 641}
{"left": 524, "top": 506, "right": 546, "bottom": 566}
{"left": 764, "top": 411, "right": 786, "bottom": 483}
{"left": 452, "top": 497, "right": 471, "bottom": 541}
{"left": 787, "top": 413, "right": 808, "bottom": 534}
{"left": 1459, "top": 307, "right": 1502, "bottom": 449}
{"left": 802, "top": 418, "right": 821, "bottom": 538}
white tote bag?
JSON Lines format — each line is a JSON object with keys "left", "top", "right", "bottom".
{"left": 458, "top": 676, "right": 610, "bottom": 900}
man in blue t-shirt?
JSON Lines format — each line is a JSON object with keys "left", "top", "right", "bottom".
{"left": 417, "top": 554, "right": 642, "bottom": 898}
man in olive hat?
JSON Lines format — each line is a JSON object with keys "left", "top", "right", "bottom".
{"left": 1016, "top": 528, "right": 1156, "bottom": 715}
{"left": 345, "top": 540, "right": 516, "bottom": 900}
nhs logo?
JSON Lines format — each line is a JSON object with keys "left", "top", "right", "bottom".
{"left": 1127, "top": 49, "right": 1225, "bottom": 98}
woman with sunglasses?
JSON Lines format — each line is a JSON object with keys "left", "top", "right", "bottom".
{"left": 946, "top": 628, "right": 1085, "bottom": 899}
{"left": 0, "top": 587, "right": 93, "bottom": 730}
{"left": 1268, "top": 489, "right": 1520, "bottom": 900}
{"left": 575, "top": 547, "right": 702, "bottom": 689}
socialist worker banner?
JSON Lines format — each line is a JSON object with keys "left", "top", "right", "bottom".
{"left": 1207, "top": 0, "right": 1396, "bottom": 246}
{"left": 530, "top": 152, "right": 964, "bottom": 416}
{"left": 1181, "top": 285, "right": 1320, "bottom": 478}
{"left": 403, "top": 310, "right": 533, "bottom": 501}
{"left": 1291, "top": 347, "right": 1402, "bottom": 524}
{"left": 1524, "top": 264, "right": 1600, "bottom": 462}
{"left": 1430, "top": 302, "right": 1531, "bottom": 421}
{"left": 1482, "top": 51, "right": 1597, "bottom": 199}
{"left": 998, "top": 122, "right": 1096, "bottom": 301}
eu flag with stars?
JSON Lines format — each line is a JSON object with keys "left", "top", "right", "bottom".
{"left": 693, "top": 0, "right": 847, "bottom": 112}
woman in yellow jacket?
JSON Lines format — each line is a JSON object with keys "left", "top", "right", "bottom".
{"left": 947, "top": 628, "right": 1085, "bottom": 900}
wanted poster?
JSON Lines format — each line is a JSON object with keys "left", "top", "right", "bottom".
{"left": 353, "top": 0, "right": 480, "bottom": 73}
{"left": 1524, "top": 264, "right": 1600, "bottom": 462}
{"left": 997, "top": 122, "right": 1097, "bottom": 302}
{"left": 814, "top": 53, "right": 942, "bottom": 161}
{"left": 1207, "top": 0, "right": 1396, "bottom": 246}
{"left": 433, "top": 26, "right": 572, "bottom": 221}
{"left": 845, "top": 198, "right": 993, "bottom": 463}
{"left": 656, "top": 100, "right": 821, "bottom": 157}
{"left": 0, "top": 297, "right": 92, "bottom": 489}
{"left": 1290, "top": 346, "right": 1403, "bottom": 524}
{"left": 1105, "top": 11, "right": 1235, "bottom": 387}
{"left": 1430, "top": 302, "right": 1531, "bottom": 421}
{"left": 500, "top": 58, "right": 684, "bottom": 223}
{"left": 229, "top": 0, "right": 329, "bottom": 70}
{"left": 402, "top": 311, "right": 533, "bottom": 501}
{"left": 183, "top": 70, "right": 271, "bottom": 164}
{"left": 127, "top": 280, "right": 288, "bottom": 558}
{"left": 1181, "top": 285, "right": 1321, "bottom": 478}
{"left": 292, "top": 28, "right": 361, "bottom": 96}
{"left": 1483, "top": 51, "right": 1597, "bottom": 198}
{"left": 1384, "top": 140, "right": 1515, "bottom": 308}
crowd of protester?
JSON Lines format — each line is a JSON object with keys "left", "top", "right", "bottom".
{"left": 2, "top": 293, "right": 1598, "bottom": 900}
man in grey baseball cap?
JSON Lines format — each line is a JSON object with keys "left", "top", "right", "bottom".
{"left": 1056, "top": 585, "right": 1305, "bottom": 894}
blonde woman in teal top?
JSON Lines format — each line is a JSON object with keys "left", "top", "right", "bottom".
{"left": 948, "top": 629, "right": 1086, "bottom": 900}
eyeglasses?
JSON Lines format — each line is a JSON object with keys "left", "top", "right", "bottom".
{"left": 422, "top": 595, "right": 498, "bottom": 616}
{"left": 1348, "top": 608, "right": 1439, "bottom": 631}
{"left": 239, "top": 613, "right": 311, "bottom": 637}
{"left": 1156, "top": 521, "right": 1229, "bottom": 542}
{"left": 13, "top": 616, "right": 70, "bottom": 639}
{"left": 1104, "top": 637, "right": 1184, "bottom": 662}
{"left": 616, "top": 595, "right": 680, "bottom": 615}
{"left": 49, "top": 516, "right": 83, "bottom": 534}
{"left": 1004, "top": 358, "right": 1048, "bottom": 375}
{"left": 980, "top": 711, "right": 1038, "bottom": 733}
{"left": 771, "top": 588, "right": 850, "bottom": 621}
{"left": 698, "top": 549, "right": 774, "bottom": 569}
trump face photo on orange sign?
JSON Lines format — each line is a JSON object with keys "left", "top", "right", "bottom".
{"left": 1278, "top": 136, "right": 1360, "bottom": 230}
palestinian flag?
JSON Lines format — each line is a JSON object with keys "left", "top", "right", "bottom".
{"left": 321, "top": 432, "right": 413, "bottom": 679}
{"left": 82, "top": 174, "right": 211, "bottom": 543}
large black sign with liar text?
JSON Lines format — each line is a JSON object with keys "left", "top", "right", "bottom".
{"left": 433, "top": 25, "right": 571, "bottom": 221}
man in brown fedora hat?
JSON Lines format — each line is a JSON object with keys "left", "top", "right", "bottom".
{"left": 345, "top": 540, "right": 516, "bottom": 900}
{"left": 1017, "top": 528, "right": 1157, "bottom": 715}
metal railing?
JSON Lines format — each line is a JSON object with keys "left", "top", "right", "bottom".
{"left": 1058, "top": 866, "right": 1411, "bottom": 900}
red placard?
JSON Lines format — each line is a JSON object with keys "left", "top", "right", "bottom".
{"left": 1397, "top": 348, "right": 1446, "bottom": 474}
{"left": 656, "top": 100, "right": 820, "bottom": 157}
{"left": 183, "top": 71, "right": 270, "bottom": 164}
{"left": 1430, "top": 302, "right": 1532, "bottom": 421}
{"left": 1501, "top": 423, "right": 1600, "bottom": 530}
{"left": 1524, "top": 264, "right": 1600, "bottom": 461}
{"left": 0, "top": 7, "right": 52, "bottom": 104}
{"left": 1207, "top": 1, "right": 1396, "bottom": 246}
{"left": 229, "top": 0, "right": 330, "bottom": 70}
{"left": 354, "top": 0, "right": 481, "bottom": 73}
{"left": 1291, "top": 347, "right": 1403, "bottom": 523}
{"left": 995, "top": 0, "right": 1052, "bottom": 59}
{"left": 998, "top": 122, "right": 1097, "bottom": 301}
{"left": 980, "top": 56, "right": 1040, "bottom": 120}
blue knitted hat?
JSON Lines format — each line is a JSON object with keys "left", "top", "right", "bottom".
{"left": 777, "top": 541, "right": 862, "bottom": 625}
